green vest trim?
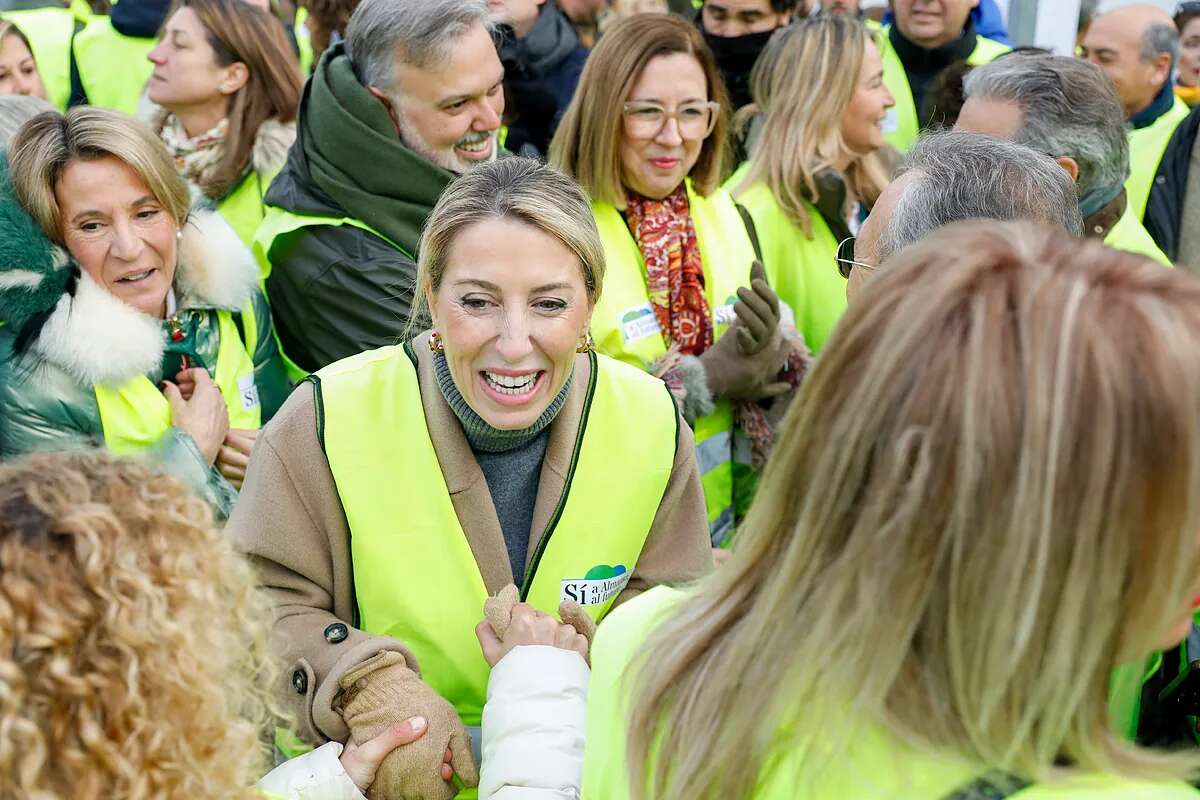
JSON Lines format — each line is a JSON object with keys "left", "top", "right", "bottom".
{"left": 1126, "top": 96, "right": 1190, "bottom": 224}
{"left": 4, "top": 7, "right": 77, "bottom": 110}
{"left": 880, "top": 29, "right": 1010, "bottom": 153}
{"left": 316, "top": 342, "right": 676, "bottom": 737}
{"left": 93, "top": 306, "right": 262, "bottom": 454}
{"left": 71, "top": 16, "right": 156, "bottom": 116}
{"left": 252, "top": 205, "right": 405, "bottom": 381}
{"left": 589, "top": 180, "right": 755, "bottom": 544}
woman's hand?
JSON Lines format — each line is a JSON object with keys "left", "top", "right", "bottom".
{"left": 475, "top": 602, "right": 590, "bottom": 668}
{"left": 217, "top": 428, "right": 258, "bottom": 489}
{"left": 162, "top": 368, "right": 230, "bottom": 464}
{"left": 340, "top": 716, "right": 457, "bottom": 790}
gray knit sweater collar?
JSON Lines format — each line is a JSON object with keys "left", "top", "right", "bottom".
{"left": 433, "top": 352, "right": 572, "bottom": 453}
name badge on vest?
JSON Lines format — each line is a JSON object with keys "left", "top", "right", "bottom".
{"left": 238, "top": 372, "right": 260, "bottom": 411}
{"left": 561, "top": 564, "right": 632, "bottom": 607}
{"left": 620, "top": 304, "right": 661, "bottom": 344}
{"left": 713, "top": 296, "right": 738, "bottom": 327}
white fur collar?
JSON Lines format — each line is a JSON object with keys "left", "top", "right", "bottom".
{"left": 31, "top": 208, "right": 258, "bottom": 386}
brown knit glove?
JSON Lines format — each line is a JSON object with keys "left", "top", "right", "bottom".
{"left": 334, "top": 651, "right": 478, "bottom": 800}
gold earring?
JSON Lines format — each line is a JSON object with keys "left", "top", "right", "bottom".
{"left": 576, "top": 331, "right": 594, "bottom": 353}
{"left": 429, "top": 331, "right": 445, "bottom": 353}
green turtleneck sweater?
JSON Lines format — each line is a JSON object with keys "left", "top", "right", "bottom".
{"left": 434, "top": 353, "right": 572, "bottom": 585}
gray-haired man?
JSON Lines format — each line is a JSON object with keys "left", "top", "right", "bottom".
{"left": 1080, "top": 4, "right": 1189, "bottom": 228}
{"left": 955, "top": 51, "right": 1171, "bottom": 266}
{"left": 258, "top": 0, "right": 504, "bottom": 374}
{"left": 848, "top": 131, "right": 1082, "bottom": 300}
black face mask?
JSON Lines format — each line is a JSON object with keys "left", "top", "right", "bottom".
{"left": 701, "top": 26, "right": 778, "bottom": 109}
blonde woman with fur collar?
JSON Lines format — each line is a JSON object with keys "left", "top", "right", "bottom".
{"left": 0, "top": 107, "right": 290, "bottom": 517}
{"left": 145, "top": 0, "right": 301, "bottom": 247}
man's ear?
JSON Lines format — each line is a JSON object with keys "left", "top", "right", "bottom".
{"left": 1152, "top": 51, "right": 1173, "bottom": 88}
{"left": 219, "top": 61, "right": 250, "bottom": 95}
{"left": 366, "top": 85, "right": 403, "bottom": 133}
{"left": 1055, "top": 155, "right": 1080, "bottom": 183}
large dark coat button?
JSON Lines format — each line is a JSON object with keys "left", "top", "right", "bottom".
{"left": 324, "top": 622, "right": 349, "bottom": 644}
{"left": 292, "top": 669, "right": 308, "bottom": 694}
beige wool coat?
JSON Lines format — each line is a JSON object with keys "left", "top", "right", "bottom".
{"left": 227, "top": 333, "right": 713, "bottom": 745}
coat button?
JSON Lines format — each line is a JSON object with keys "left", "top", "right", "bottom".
{"left": 324, "top": 622, "right": 349, "bottom": 644}
{"left": 292, "top": 669, "right": 308, "bottom": 694}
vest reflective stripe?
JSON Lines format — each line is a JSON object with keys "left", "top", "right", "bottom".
{"left": 727, "top": 165, "right": 848, "bottom": 354}
{"left": 252, "top": 206, "right": 404, "bottom": 381}
{"left": 93, "top": 307, "right": 262, "bottom": 454}
{"left": 5, "top": 7, "right": 77, "bottom": 110}
{"left": 1104, "top": 202, "right": 1172, "bottom": 266}
{"left": 589, "top": 180, "right": 754, "bottom": 544}
{"left": 1126, "top": 96, "right": 1190, "bottom": 224}
{"left": 219, "top": 167, "right": 279, "bottom": 248}
{"left": 71, "top": 16, "right": 155, "bottom": 115}
{"left": 880, "top": 29, "right": 1010, "bottom": 152}
{"left": 319, "top": 344, "right": 675, "bottom": 737}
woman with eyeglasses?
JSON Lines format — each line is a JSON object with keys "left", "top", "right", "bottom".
{"left": 727, "top": 15, "right": 895, "bottom": 353}
{"left": 549, "top": 13, "right": 808, "bottom": 553}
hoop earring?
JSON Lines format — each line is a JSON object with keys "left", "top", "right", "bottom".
{"left": 576, "top": 331, "right": 594, "bottom": 354}
{"left": 429, "top": 331, "right": 445, "bottom": 353}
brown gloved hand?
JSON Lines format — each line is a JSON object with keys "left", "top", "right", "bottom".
{"left": 335, "top": 651, "right": 478, "bottom": 800}
{"left": 699, "top": 261, "right": 791, "bottom": 401}
{"left": 480, "top": 584, "right": 596, "bottom": 664}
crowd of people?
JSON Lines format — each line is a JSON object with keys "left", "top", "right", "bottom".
{"left": 4, "top": 0, "right": 1200, "bottom": 798}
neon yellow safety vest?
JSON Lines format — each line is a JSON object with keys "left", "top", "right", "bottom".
{"left": 252, "top": 205, "right": 407, "bottom": 381}
{"left": 590, "top": 180, "right": 754, "bottom": 545}
{"left": 1126, "top": 96, "right": 1190, "bottom": 224}
{"left": 1104, "top": 202, "right": 1172, "bottom": 267}
{"left": 726, "top": 163, "right": 848, "bottom": 354}
{"left": 70, "top": 15, "right": 155, "bottom": 116}
{"left": 218, "top": 167, "right": 280, "bottom": 248}
{"left": 4, "top": 6, "right": 79, "bottom": 110}
{"left": 318, "top": 343, "right": 675, "bottom": 797}
{"left": 880, "top": 28, "right": 1010, "bottom": 152}
{"left": 583, "top": 586, "right": 1200, "bottom": 800}
{"left": 92, "top": 306, "right": 261, "bottom": 453}
{"left": 294, "top": 6, "right": 313, "bottom": 74}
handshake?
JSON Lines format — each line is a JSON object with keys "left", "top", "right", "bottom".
{"left": 334, "top": 585, "right": 595, "bottom": 799}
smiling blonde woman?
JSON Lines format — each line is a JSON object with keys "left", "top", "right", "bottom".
{"left": 0, "top": 107, "right": 290, "bottom": 517}
{"left": 229, "top": 156, "right": 710, "bottom": 798}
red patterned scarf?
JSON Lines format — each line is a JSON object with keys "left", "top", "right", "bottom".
{"left": 624, "top": 185, "right": 714, "bottom": 356}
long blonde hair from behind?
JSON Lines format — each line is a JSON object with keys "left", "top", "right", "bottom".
{"left": 734, "top": 16, "right": 891, "bottom": 238}
{"left": 0, "top": 452, "right": 283, "bottom": 799}
{"left": 627, "top": 222, "right": 1200, "bottom": 799}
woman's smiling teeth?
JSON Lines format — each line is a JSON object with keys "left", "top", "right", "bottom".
{"left": 117, "top": 268, "right": 155, "bottom": 283}
{"left": 483, "top": 370, "right": 541, "bottom": 395}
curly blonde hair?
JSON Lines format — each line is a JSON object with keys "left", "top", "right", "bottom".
{"left": 0, "top": 451, "right": 282, "bottom": 799}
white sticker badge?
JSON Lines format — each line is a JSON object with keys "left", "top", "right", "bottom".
{"left": 713, "top": 296, "right": 739, "bottom": 327}
{"left": 561, "top": 564, "right": 632, "bottom": 607}
{"left": 619, "top": 304, "right": 661, "bottom": 344}
{"left": 238, "top": 372, "right": 261, "bottom": 412}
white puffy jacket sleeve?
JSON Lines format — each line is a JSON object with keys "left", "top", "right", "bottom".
{"left": 479, "top": 645, "right": 591, "bottom": 800}
{"left": 256, "top": 741, "right": 366, "bottom": 800}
